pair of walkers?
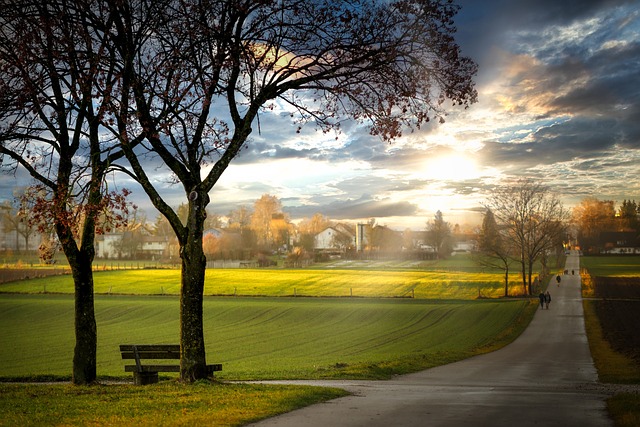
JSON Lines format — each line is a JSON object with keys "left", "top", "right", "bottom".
{"left": 538, "top": 291, "right": 551, "bottom": 309}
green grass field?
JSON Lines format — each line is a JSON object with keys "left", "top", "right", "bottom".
{"left": 0, "top": 268, "right": 518, "bottom": 299}
{"left": 0, "top": 294, "right": 533, "bottom": 380}
{"left": 0, "top": 261, "right": 540, "bottom": 426}
{"left": 580, "top": 255, "right": 640, "bottom": 276}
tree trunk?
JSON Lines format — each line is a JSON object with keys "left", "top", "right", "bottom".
{"left": 69, "top": 255, "right": 97, "bottom": 384}
{"left": 179, "top": 195, "right": 209, "bottom": 382}
{"left": 520, "top": 255, "right": 527, "bottom": 295}
{"left": 504, "top": 267, "right": 509, "bottom": 297}
{"left": 527, "top": 261, "right": 534, "bottom": 295}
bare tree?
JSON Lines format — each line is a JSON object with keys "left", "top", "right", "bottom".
{"left": 0, "top": 0, "right": 134, "bottom": 384}
{"left": 76, "top": 0, "right": 477, "bottom": 381}
{"left": 486, "top": 180, "right": 568, "bottom": 295}
{"left": 227, "top": 205, "right": 255, "bottom": 254}
{"left": 475, "top": 208, "right": 515, "bottom": 297}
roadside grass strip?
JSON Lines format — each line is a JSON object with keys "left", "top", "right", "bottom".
{"left": 580, "top": 255, "right": 640, "bottom": 426}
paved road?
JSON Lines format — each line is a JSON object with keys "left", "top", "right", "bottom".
{"left": 250, "top": 252, "right": 613, "bottom": 426}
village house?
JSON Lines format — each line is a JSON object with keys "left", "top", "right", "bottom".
{"left": 314, "top": 224, "right": 356, "bottom": 254}
{"left": 599, "top": 231, "right": 640, "bottom": 254}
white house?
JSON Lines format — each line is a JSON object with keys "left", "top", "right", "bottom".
{"left": 314, "top": 225, "right": 356, "bottom": 252}
{"left": 95, "top": 233, "right": 170, "bottom": 259}
{"left": 95, "top": 233, "right": 119, "bottom": 258}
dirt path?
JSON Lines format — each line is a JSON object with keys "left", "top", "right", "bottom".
{"left": 249, "top": 251, "right": 614, "bottom": 426}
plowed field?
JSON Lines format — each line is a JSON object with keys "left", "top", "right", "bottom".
{"left": 593, "top": 276, "right": 640, "bottom": 362}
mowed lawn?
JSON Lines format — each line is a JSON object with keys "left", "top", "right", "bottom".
{"left": 0, "top": 294, "right": 533, "bottom": 380}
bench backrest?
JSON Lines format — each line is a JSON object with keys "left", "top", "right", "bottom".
{"left": 119, "top": 344, "right": 180, "bottom": 360}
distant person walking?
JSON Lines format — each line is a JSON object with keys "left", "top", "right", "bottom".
{"left": 556, "top": 275, "right": 561, "bottom": 287}
{"left": 539, "top": 292, "right": 546, "bottom": 309}
{"left": 545, "top": 291, "right": 551, "bottom": 309}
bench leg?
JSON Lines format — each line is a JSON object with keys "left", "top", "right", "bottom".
{"left": 133, "top": 371, "right": 159, "bottom": 385}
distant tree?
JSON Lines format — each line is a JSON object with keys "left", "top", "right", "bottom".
{"left": 403, "top": 228, "right": 415, "bottom": 251}
{"left": 251, "top": 194, "right": 284, "bottom": 249}
{"left": 202, "top": 233, "right": 220, "bottom": 259}
{"left": 376, "top": 226, "right": 403, "bottom": 253}
{"left": 571, "top": 198, "right": 617, "bottom": 254}
{"left": 475, "top": 209, "right": 515, "bottom": 296}
{"left": 110, "top": 207, "right": 146, "bottom": 259}
{"left": 486, "top": 180, "right": 568, "bottom": 294}
{"left": 84, "top": 0, "right": 476, "bottom": 380}
{"left": 153, "top": 214, "right": 179, "bottom": 260}
{"left": 0, "top": 192, "right": 40, "bottom": 252}
{"left": 271, "top": 213, "right": 293, "bottom": 252}
{"left": 426, "top": 210, "right": 453, "bottom": 259}
{"left": 286, "top": 246, "right": 311, "bottom": 268}
{"left": 205, "top": 212, "right": 224, "bottom": 230}
{"left": 368, "top": 225, "right": 382, "bottom": 252}
{"left": 217, "top": 232, "right": 243, "bottom": 260}
{"left": 228, "top": 206, "right": 256, "bottom": 253}
{"left": 154, "top": 214, "right": 175, "bottom": 240}
{"left": 619, "top": 200, "right": 639, "bottom": 232}
{"left": 1, "top": 201, "right": 23, "bottom": 251}
{"left": 228, "top": 206, "right": 253, "bottom": 230}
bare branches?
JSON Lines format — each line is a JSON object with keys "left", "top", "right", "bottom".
{"left": 106, "top": 0, "right": 477, "bottom": 202}
{"left": 485, "top": 179, "right": 569, "bottom": 293}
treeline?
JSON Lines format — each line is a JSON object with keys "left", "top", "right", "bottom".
{"left": 572, "top": 198, "right": 640, "bottom": 254}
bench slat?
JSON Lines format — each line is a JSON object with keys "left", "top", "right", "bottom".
{"left": 121, "top": 351, "right": 180, "bottom": 360}
{"left": 125, "top": 365, "right": 181, "bottom": 373}
{"left": 120, "top": 344, "right": 180, "bottom": 352}
{"left": 208, "top": 364, "right": 223, "bottom": 372}
{"left": 124, "top": 364, "right": 222, "bottom": 373}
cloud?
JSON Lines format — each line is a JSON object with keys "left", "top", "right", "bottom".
{"left": 285, "top": 193, "right": 419, "bottom": 221}
{"left": 2, "top": 1, "right": 639, "bottom": 231}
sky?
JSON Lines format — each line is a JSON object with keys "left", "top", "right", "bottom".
{"left": 2, "top": 0, "right": 639, "bottom": 231}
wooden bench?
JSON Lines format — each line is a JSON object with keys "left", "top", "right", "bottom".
{"left": 119, "top": 344, "right": 222, "bottom": 385}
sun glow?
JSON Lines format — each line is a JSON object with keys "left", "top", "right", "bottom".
{"left": 422, "top": 153, "right": 481, "bottom": 181}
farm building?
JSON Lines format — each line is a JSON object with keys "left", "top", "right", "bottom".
{"left": 599, "top": 231, "right": 640, "bottom": 254}
{"left": 314, "top": 224, "right": 356, "bottom": 253}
